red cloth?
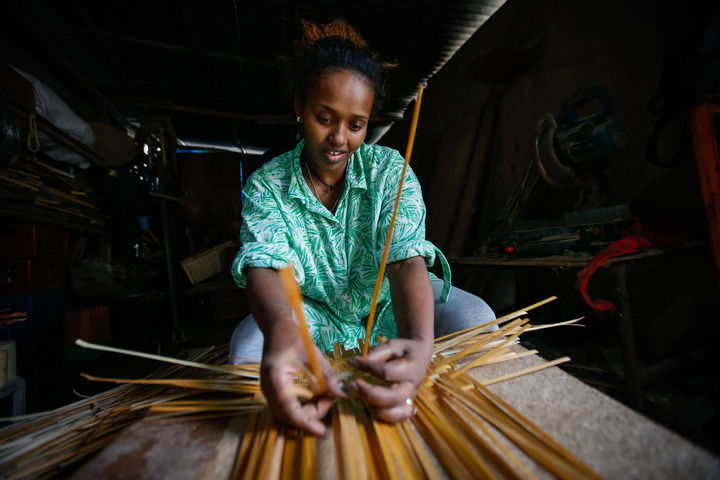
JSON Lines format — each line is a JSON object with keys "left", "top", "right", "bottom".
{"left": 575, "top": 235, "right": 653, "bottom": 311}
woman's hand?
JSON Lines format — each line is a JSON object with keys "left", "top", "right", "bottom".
{"left": 261, "top": 329, "right": 345, "bottom": 436}
{"left": 350, "top": 256, "right": 435, "bottom": 422}
{"left": 248, "top": 267, "right": 345, "bottom": 435}
{"left": 350, "top": 337, "right": 432, "bottom": 422}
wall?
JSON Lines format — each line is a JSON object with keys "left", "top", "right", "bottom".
{"left": 381, "top": 0, "right": 715, "bottom": 259}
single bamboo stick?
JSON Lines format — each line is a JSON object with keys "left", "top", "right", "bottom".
{"left": 362, "top": 83, "right": 425, "bottom": 356}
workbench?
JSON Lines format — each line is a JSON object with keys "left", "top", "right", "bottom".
{"left": 451, "top": 242, "right": 708, "bottom": 410}
{"left": 68, "top": 346, "right": 719, "bottom": 479}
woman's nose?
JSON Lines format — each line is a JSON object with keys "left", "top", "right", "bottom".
{"left": 329, "top": 124, "right": 346, "bottom": 145}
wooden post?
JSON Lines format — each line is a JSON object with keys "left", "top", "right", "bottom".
{"left": 689, "top": 102, "right": 720, "bottom": 300}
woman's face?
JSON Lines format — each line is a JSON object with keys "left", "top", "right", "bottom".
{"left": 296, "top": 69, "right": 374, "bottom": 172}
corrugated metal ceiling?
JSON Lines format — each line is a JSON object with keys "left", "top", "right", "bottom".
{"left": 4, "top": 0, "right": 506, "bottom": 150}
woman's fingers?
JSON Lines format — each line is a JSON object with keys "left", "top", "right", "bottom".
{"left": 374, "top": 401, "right": 415, "bottom": 423}
{"left": 362, "top": 341, "right": 404, "bottom": 362}
{"left": 268, "top": 381, "right": 334, "bottom": 435}
{"left": 354, "top": 355, "right": 415, "bottom": 383}
{"left": 353, "top": 378, "right": 415, "bottom": 422}
{"left": 278, "top": 395, "right": 333, "bottom": 436}
{"left": 353, "top": 378, "right": 415, "bottom": 409}
{"left": 319, "top": 349, "right": 347, "bottom": 397}
{"left": 262, "top": 354, "right": 334, "bottom": 436}
{"left": 352, "top": 339, "right": 428, "bottom": 383}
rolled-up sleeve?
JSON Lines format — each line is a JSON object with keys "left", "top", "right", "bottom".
{"left": 380, "top": 159, "right": 437, "bottom": 267}
{"left": 231, "top": 180, "right": 303, "bottom": 288}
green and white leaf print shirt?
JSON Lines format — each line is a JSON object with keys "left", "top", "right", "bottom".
{"left": 232, "top": 140, "right": 451, "bottom": 353}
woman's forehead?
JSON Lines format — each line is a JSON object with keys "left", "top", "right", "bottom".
{"left": 306, "top": 69, "right": 374, "bottom": 115}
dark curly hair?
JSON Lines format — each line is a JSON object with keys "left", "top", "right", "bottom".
{"left": 292, "top": 19, "right": 392, "bottom": 114}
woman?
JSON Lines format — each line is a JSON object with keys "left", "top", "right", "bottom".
{"left": 230, "top": 19, "right": 495, "bottom": 435}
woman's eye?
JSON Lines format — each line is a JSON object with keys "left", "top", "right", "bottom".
{"left": 350, "top": 123, "right": 364, "bottom": 131}
{"left": 317, "top": 116, "right": 331, "bottom": 124}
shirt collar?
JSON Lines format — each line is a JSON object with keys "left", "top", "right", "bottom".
{"left": 345, "top": 143, "right": 368, "bottom": 191}
{"left": 288, "top": 139, "right": 308, "bottom": 203}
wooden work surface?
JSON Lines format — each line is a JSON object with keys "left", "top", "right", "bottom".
{"left": 69, "top": 346, "right": 720, "bottom": 479}
{"left": 450, "top": 242, "right": 705, "bottom": 269}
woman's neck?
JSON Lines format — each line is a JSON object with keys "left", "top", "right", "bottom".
{"left": 302, "top": 154, "right": 347, "bottom": 189}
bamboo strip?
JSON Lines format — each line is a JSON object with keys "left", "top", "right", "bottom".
{"left": 397, "top": 420, "right": 443, "bottom": 480}
{"left": 526, "top": 317, "right": 585, "bottom": 331}
{"left": 434, "top": 296, "right": 557, "bottom": 343}
{"left": 463, "top": 349, "right": 539, "bottom": 369}
{"left": 443, "top": 378, "right": 599, "bottom": 480}
{"left": 473, "top": 380, "right": 599, "bottom": 478}
{"left": 75, "top": 339, "right": 258, "bottom": 378}
{"left": 481, "top": 357, "right": 571, "bottom": 386}
{"left": 351, "top": 399, "right": 391, "bottom": 480}
{"left": 446, "top": 393, "right": 537, "bottom": 480}
{"left": 232, "top": 411, "right": 259, "bottom": 479}
{"left": 437, "top": 394, "right": 523, "bottom": 480}
{"left": 412, "top": 389, "right": 484, "bottom": 479}
{"left": 81, "top": 374, "right": 261, "bottom": 393}
{"left": 256, "top": 423, "right": 285, "bottom": 480}
{"left": 333, "top": 400, "right": 367, "bottom": 480}
{"left": 278, "top": 266, "right": 326, "bottom": 394}
{"left": 301, "top": 430, "right": 317, "bottom": 480}
{"left": 451, "top": 324, "right": 532, "bottom": 378}
{"left": 375, "top": 419, "right": 425, "bottom": 479}
{"left": 371, "top": 418, "right": 402, "bottom": 480}
{"left": 238, "top": 410, "right": 274, "bottom": 480}
{"left": 280, "top": 428, "right": 301, "bottom": 480}
{"left": 434, "top": 318, "right": 527, "bottom": 367}
{"left": 362, "top": 83, "right": 424, "bottom": 356}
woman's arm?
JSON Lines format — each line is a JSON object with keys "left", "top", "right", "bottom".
{"left": 247, "top": 267, "right": 344, "bottom": 435}
{"left": 350, "top": 256, "right": 434, "bottom": 422}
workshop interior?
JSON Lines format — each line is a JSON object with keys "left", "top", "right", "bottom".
{"left": 1, "top": 0, "right": 720, "bottom": 477}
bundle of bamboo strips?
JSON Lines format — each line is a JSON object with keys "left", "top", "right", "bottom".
{"left": 0, "top": 300, "right": 594, "bottom": 479}
{"left": 0, "top": 157, "right": 107, "bottom": 230}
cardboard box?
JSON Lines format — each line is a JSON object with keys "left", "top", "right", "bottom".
{"left": 180, "top": 240, "right": 237, "bottom": 284}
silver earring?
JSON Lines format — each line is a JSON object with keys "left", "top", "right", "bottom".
{"left": 296, "top": 115, "right": 301, "bottom": 123}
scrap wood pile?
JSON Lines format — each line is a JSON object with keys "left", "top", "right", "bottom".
{"left": 0, "top": 297, "right": 599, "bottom": 479}
{"left": 0, "top": 308, "right": 26, "bottom": 328}
{"left": 0, "top": 156, "right": 107, "bottom": 232}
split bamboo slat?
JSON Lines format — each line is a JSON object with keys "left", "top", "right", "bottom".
{"left": 362, "top": 83, "right": 424, "bottom": 356}
{"left": 0, "top": 297, "right": 599, "bottom": 479}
